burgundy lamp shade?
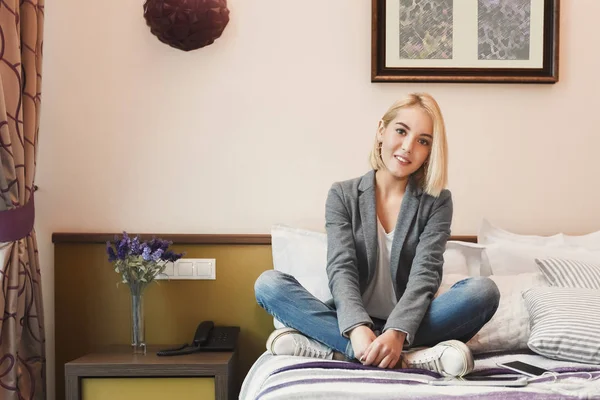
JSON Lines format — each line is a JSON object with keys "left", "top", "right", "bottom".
{"left": 143, "top": 0, "right": 230, "bottom": 51}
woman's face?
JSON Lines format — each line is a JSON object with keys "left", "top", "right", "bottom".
{"left": 377, "top": 106, "right": 433, "bottom": 180}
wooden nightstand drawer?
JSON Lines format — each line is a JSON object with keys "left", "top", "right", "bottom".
{"left": 66, "top": 347, "right": 237, "bottom": 400}
{"left": 82, "top": 377, "right": 215, "bottom": 400}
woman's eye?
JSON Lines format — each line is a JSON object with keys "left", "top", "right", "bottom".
{"left": 396, "top": 129, "right": 406, "bottom": 135}
{"left": 418, "top": 139, "right": 431, "bottom": 146}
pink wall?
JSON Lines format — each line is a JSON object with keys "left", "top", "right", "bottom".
{"left": 35, "top": 1, "right": 600, "bottom": 398}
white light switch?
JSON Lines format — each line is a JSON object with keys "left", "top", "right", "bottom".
{"left": 177, "top": 261, "right": 194, "bottom": 276}
{"left": 195, "top": 260, "right": 215, "bottom": 279}
{"left": 155, "top": 258, "right": 216, "bottom": 280}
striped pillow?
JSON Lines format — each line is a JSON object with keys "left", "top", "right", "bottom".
{"left": 523, "top": 287, "right": 600, "bottom": 364}
{"left": 535, "top": 258, "right": 600, "bottom": 289}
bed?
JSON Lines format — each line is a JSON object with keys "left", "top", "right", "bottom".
{"left": 246, "top": 224, "right": 600, "bottom": 399}
{"left": 240, "top": 350, "right": 600, "bottom": 399}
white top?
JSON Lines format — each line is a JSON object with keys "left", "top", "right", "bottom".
{"left": 361, "top": 218, "right": 398, "bottom": 320}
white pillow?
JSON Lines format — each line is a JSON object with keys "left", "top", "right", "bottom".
{"left": 485, "top": 241, "right": 600, "bottom": 275}
{"left": 437, "top": 273, "right": 549, "bottom": 353}
{"left": 478, "top": 219, "right": 564, "bottom": 246}
{"left": 442, "top": 241, "right": 490, "bottom": 276}
{"left": 562, "top": 230, "right": 600, "bottom": 251}
{"left": 446, "top": 241, "right": 487, "bottom": 276}
{"left": 440, "top": 246, "right": 467, "bottom": 275}
{"left": 479, "top": 218, "right": 600, "bottom": 251}
{"left": 271, "top": 224, "right": 332, "bottom": 300}
{"left": 271, "top": 225, "right": 331, "bottom": 329}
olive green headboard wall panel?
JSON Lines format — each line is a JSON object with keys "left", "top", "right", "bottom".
{"left": 54, "top": 234, "right": 275, "bottom": 400}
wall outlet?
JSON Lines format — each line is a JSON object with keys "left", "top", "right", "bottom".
{"left": 155, "top": 258, "right": 216, "bottom": 280}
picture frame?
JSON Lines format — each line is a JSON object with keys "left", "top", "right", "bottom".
{"left": 371, "top": 0, "right": 559, "bottom": 83}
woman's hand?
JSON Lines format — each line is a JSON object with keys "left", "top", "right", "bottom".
{"left": 361, "top": 329, "right": 405, "bottom": 369}
{"left": 348, "top": 325, "right": 377, "bottom": 361}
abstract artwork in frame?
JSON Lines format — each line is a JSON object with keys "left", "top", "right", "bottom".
{"left": 371, "top": 0, "right": 559, "bottom": 83}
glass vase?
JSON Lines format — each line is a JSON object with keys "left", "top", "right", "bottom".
{"left": 130, "top": 285, "right": 146, "bottom": 355}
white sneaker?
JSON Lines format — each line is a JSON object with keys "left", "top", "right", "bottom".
{"left": 266, "top": 328, "right": 334, "bottom": 360}
{"left": 402, "top": 340, "right": 474, "bottom": 377}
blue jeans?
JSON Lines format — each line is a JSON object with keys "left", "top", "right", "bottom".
{"left": 255, "top": 270, "right": 500, "bottom": 360}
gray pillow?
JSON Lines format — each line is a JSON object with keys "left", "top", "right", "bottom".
{"left": 535, "top": 258, "right": 600, "bottom": 289}
{"left": 523, "top": 286, "right": 600, "bottom": 364}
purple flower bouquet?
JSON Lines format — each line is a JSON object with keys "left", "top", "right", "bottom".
{"left": 106, "top": 232, "right": 183, "bottom": 353}
{"left": 106, "top": 232, "right": 183, "bottom": 290}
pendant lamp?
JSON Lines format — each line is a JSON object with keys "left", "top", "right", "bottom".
{"left": 143, "top": 0, "right": 230, "bottom": 51}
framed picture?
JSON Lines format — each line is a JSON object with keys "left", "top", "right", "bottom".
{"left": 371, "top": 0, "right": 559, "bottom": 83}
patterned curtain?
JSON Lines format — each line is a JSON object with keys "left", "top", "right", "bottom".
{"left": 0, "top": 0, "right": 46, "bottom": 399}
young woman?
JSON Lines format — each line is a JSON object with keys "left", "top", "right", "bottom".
{"left": 254, "top": 93, "right": 500, "bottom": 376}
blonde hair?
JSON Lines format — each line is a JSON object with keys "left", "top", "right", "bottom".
{"left": 369, "top": 93, "right": 448, "bottom": 197}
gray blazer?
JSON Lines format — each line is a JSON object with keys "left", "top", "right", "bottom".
{"left": 325, "top": 170, "right": 452, "bottom": 346}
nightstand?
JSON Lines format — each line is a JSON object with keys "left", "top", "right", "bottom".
{"left": 65, "top": 346, "right": 238, "bottom": 400}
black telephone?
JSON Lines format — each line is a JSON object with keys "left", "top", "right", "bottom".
{"left": 157, "top": 321, "right": 240, "bottom": 356}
